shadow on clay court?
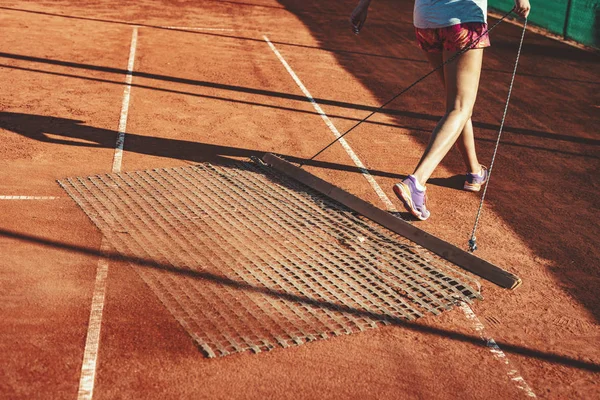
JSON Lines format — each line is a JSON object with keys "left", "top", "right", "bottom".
{"left": 0, "top": 110, "right": 465, "bottom": 190}
{"left": 0, "top": 112, "right": 407, "bottom": 180}
{"left": 492, "top": 37, "right": 600, "bottom": 62}
{"left": 0, "top": 111, "right": 457, "bottom": 197}
{"left": 0, "top": 226, "right": 598, "bottom": 372}
{"left": 2, "top": 5, "right": 599, "bottom": 82}
{"left": 1, "top": 53, "right": 598, "bottom": 157}
{"left": 0, "top": 5, "right": 413, "bottom": 60}
{"left": 3, "top": 112, "right": 597, "bottom": 197}
{"left": 6, "top": 3, "right": 594, "bottom": 83}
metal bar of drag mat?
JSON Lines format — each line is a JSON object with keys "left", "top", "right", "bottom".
{"left": 262, "top": 153, "right": 521, "bottom": 290}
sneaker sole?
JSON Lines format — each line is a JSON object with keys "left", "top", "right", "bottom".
{"left": 464, "top": 167, "right": 488, "bottom": 192}
{"left": 463, "top": 182, "right": 483, "bottom": 192}
{"left": 393, "top": 183, "right": 428, "bottom": 221}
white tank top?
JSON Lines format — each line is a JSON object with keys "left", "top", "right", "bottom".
{"left": 413, "top": 0, "right": 488, "bottom": 29}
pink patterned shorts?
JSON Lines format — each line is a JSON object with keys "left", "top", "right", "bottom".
{"left": 415, "top": 22, "right": 491, "bottom": 53}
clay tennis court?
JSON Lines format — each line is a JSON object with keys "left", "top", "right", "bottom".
{"left": 1, "top": 0, "right": 599, "bottom": 399}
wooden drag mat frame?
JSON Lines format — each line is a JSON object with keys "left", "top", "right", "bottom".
{"left": 262, "top": 153, "right": 521, "bottom": 290}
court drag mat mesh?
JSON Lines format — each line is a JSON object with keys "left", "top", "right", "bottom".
{"left": 58, "top": 159, "right": 481, "bottom": 357}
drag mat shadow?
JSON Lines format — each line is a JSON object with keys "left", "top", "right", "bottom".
{"left": 276, "top": 0, "right": 600, "bottom": 322}
{"left": 1, "top": 227, "right": 598, "bottom": 372}
{"left": 0, "top": 109, "right": 432, "bottom": 221}
{"left": 0, "top": 112, "right": 408, "bottom": 180}
{"left": 2, "top": 112, "right": 543, "bottom": 197}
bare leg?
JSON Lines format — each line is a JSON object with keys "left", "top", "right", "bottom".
{"left": 426, "top": 53, "right": 483, "bottom": 176}
{"left": 425, "top": 52, "right": 445, "bottom": 83}
{"left": 424, "top": 51, "right": 482, "bottom": 177}
{"left": 455, "top": 119, "right": 482, "bottom": 174}
{"left": 413, "top": 48, "right": 484, "bottom": 185}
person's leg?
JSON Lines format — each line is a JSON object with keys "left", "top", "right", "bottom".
{"left": 425, "top": 53, "right": 482, "bottom": 175}
{"left": 412, "top": 48, "right": 484, "bottom": 186}
{"left": 396, "top": 26, "right": 486, "bottom": 220}
{"left": 456, "top": 119, "right": 482, "bottom": 173}
{"left": 425, "top": 52, "right": 445, "bottom": 83}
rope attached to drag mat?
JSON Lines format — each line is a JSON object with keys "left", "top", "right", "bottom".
{"left": 469, "top": 17, "right": 527, "bottom": 252}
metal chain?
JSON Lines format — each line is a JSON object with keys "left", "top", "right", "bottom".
{"left": 469, "top": 18, "right": 528, "bottom": 252}
{"left": 301, "top": 9, "right": 516, "bottom": 167}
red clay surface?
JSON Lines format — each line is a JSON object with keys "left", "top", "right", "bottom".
{"left": 1, "top": 0, "right": 599, "bottom": 399}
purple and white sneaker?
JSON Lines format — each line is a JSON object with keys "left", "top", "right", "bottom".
{"left": 393, "top": 176, "right": 430, "bottom": 221}
{"left": 464, "top": 166, "right": 488, "bottom": 192}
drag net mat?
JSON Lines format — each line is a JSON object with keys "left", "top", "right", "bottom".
{"left": 58, "top": 160, "right": 480, "bottom": 357}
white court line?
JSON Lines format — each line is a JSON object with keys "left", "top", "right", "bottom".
{"left": 461, "top": 303, "right": 537, "bottom": 397}
{"left": 112, "top": 27, "right": 138, "bottom": 173}
{"left": 0, "top": 196, "right": 59, "bottom": 200}
{"left": 162, "top": 26, "right": 236, "bottom": 31}
{"left": 263, "top": 35, "right": 397, "bottom": 212}
{"left": 77, "top": 242, "right": 110, "bottom": 400}
{"left": 266, "top": 34, "right": 536, "bottom": 397}
{"left": 77, "top": 26, "right": 138, "bottom": 400}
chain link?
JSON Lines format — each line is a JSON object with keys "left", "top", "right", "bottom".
{"left": 469, "top": 18, "right": 528, "bottom": 252}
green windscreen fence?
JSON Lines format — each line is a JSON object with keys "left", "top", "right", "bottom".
{"left": 489, "top": 0, "right": 600, "bottom": 49}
